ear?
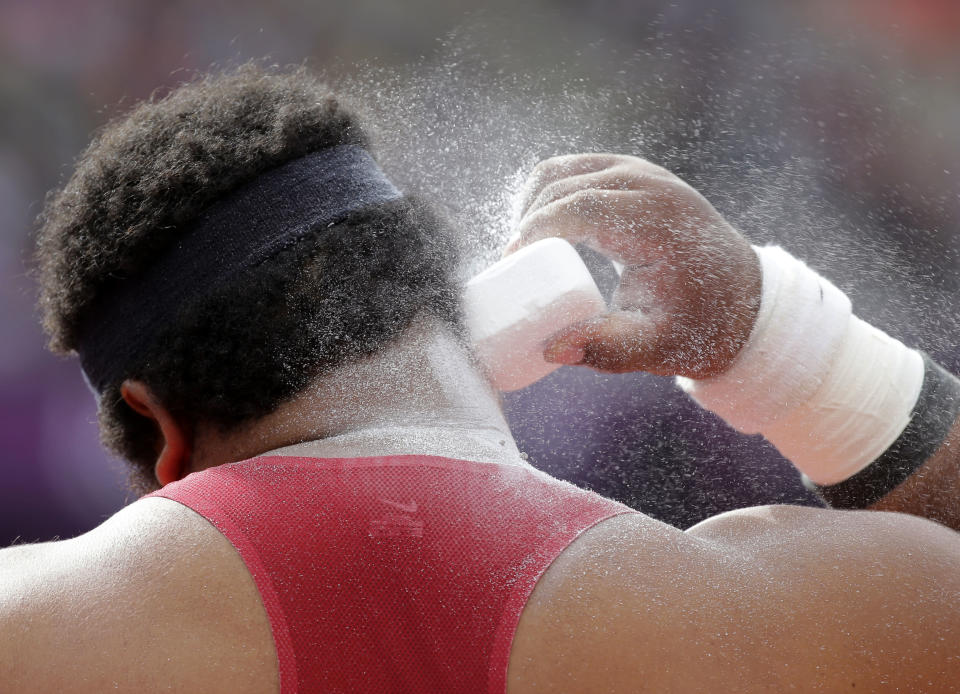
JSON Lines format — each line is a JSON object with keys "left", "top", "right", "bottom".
{"left": 120, "top": 380, "right": 191, "bottom": 487}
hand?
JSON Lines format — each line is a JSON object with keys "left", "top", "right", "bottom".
{"left": 503, "top": 154, "right": 761, "bottom": 379}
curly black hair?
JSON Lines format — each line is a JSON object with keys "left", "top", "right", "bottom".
{"left": 35, "top": 64, "right": 462, "bottom": 492}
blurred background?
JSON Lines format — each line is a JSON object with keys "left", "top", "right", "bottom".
{"left": 2, "top": 0, "right": 959, "bottom": 544}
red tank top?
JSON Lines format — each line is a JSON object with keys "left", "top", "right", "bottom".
{"left": 150, "top": 454, "right": 635, "bottom": 693}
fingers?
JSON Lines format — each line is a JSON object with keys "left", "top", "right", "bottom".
{"left": 543, "top": 311, "right": 668, "bottom": 374}
{"left": 518, "top": 154, "right": 674, "bottom": 220}
{"left": 518, "top": 154, "right": 625, "bottom": 219}
{"left": 504, "top": 187, "right": 677, "bottom": 264}
{"left": 506, "top": 188, "right": 605, "bottom": 256}
{"left": 522, "top": 169, "right": 645, "bottom": 221}
{"left": 505, "top": 156, "right": 694, "bottom": 262}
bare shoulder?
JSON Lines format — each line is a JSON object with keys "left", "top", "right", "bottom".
{"left": 0, "top": 497, "right": 278, "bottom": 693}
{"left": 508, "top": 507, "right": 960, "bottom": 693}
{"left": 687, "top": 503, "right": 960, "bottom": 557}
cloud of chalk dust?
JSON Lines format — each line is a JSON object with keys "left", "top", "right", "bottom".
{"left": 333, "top": 16, "right": 959, "bottom": 345}
{"left": 331, "top": 27, "right": 652, "bottom": 279}
{"left": 325, "top": 15, "right": 960, "bottom": 526}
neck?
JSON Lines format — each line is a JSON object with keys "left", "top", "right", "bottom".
{"left": 190, "top": 317, "right": 523, "bottom": 470}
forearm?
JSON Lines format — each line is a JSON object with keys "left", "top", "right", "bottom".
{"left": 800, "top": 354, "right": 960, "bottom": 529}
{"left": 681, "top": 246, "right": 960, "bottom": 529}
{"left": 868, "top": 411, "right": 960, "bottom": 529}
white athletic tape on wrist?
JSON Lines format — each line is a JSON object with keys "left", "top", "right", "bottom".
{"left": 678, "top": 246, "right": 852, "bottom": 432}
{"left": 678, "top": 245, "right": 924, "bottom": 486}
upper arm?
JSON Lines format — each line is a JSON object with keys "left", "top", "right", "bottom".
{"left": 0, "top": 498, "right": 278, "bottom": 693}
{"left": 508, "top": 507, "right": 960, "bottom": 693}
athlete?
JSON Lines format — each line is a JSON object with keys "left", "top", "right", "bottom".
{"left": 3, "top": 65, "right": 959, "bottom": 692}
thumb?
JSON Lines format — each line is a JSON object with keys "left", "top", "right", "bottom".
{"left": 543, "top": 311, "right": 660, "bottom": 374}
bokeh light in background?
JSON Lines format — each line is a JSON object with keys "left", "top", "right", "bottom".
{"left": 2, "top": 0, "right": 958, "bottom": 544}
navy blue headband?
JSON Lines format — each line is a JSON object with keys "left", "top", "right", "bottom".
{"left": 77, "top": 144, "right": 403, "bottom": 394}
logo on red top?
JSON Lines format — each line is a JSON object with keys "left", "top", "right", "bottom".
{"left": 369, "top": 498, "right": 423, "bottom": 538}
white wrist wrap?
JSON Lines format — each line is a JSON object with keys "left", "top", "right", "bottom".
{"left": 678, "top": 245, "right": 925, "bottom": 486}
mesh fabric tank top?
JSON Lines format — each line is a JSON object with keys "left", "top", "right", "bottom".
{"left": 150, "top": 454, "right": 635, "bottom": 693}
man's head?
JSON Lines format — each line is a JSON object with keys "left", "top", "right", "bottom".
{"left": 35, "top": 64, "right": 462, "bottom": 492}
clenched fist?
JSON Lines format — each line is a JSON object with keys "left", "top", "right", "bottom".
{"left": 504, "top": 154, "right": 762, "bottom": 379}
